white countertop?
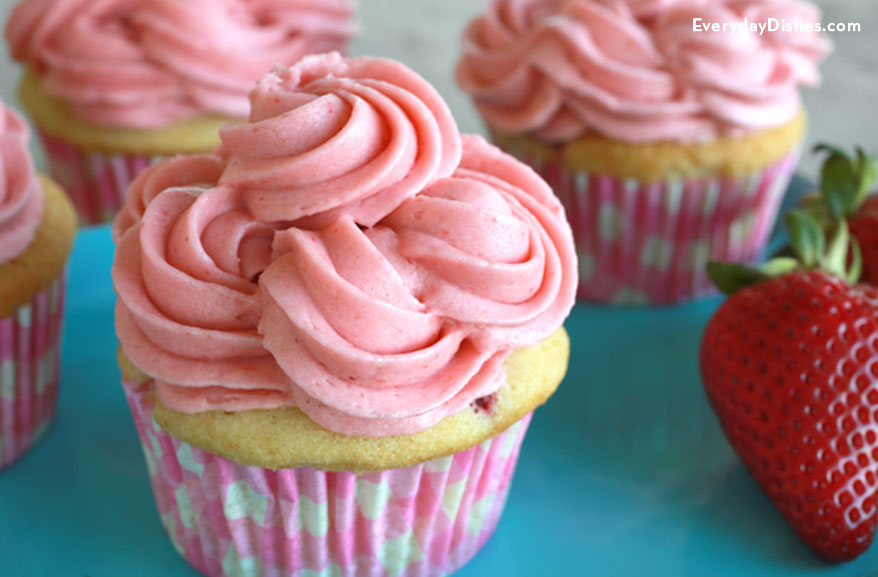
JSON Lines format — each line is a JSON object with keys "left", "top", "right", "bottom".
{"left": 0, "top": 0, "right": 874, "bottom": 182}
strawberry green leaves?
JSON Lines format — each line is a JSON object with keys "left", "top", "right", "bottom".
{"left": 707, "top": 144, "right": 876, "bottom": 296}
{"left": 814, "top": 144, "right": 878, "bottom": 219}
{"left": 708, "top": 210, "right": 861, "bottom": 295}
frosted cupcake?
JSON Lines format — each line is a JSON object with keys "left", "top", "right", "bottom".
{"left": 0, "top": 101, "right": 76, "bottom": 470}
{"left": 5, "top": 0, "right": 354, "bottom": 225}
{"left": 457, "top": 0, "right": 829, "bottom": 305}
{"left": 112, "top": 54, "right": 577, "bottom": 577}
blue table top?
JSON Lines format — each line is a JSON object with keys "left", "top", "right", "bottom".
{"left": 3, "top": 177, "right": 878, "bottom": 576}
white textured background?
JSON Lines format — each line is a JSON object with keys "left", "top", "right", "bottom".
{"left": 0, "top": 0, "right": 874, "bottom": 181}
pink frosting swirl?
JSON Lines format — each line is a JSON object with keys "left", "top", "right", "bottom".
{"left": 6, "top": 0, "right": 355, "bottom": 128}
{"left": 113, "top": 153, "right": 227, "bottom": 242}
{"left": 113, "top": 55, "right": 578, "bottom": 437}
{"left": 456, "top": 0, "right": 830, "bottom": 143}
{"left": 113, "top": 178, "right": 290, "bottom": 411}
{"left": 382, "top": 135, "right": 576, "bottom": 350}
{"left": 0, "top": 102, "right": 42, "bottom": 265}
{"left": 257, "top": 134, "right": 577, "bottom": 435}
{"left": 218, "top": 53, "right": 463, "bottom": 228}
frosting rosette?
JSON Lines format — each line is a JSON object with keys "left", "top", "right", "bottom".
{"left": 456, "top": 0, "right": 830, "bottom": 143}
{"left": 256, "top": 134, "right": 576, "bottom": 435}
{"left": 113, "top": 169, "right": 290, "bottom": 413}
{"left": 112, "top": 153, "right": 227, "bottom": 242}
{"left": 113, "top": 55, "right": 577, "bottom": 437}
{"left": 5, "top": 0, "right": 355, "bottom": 128}
{"left": 218, "top": 53, "right": 463, "bottom": 228}
{"left": 0, "top": 102, "right": 42, "bottom": 265}
{"left": 381, "top": 135, "right": 575, "bottom": 350}
{"left": 651, "top": 0, "right": 828, "bottom": 131}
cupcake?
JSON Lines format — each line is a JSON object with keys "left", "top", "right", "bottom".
{"left": 112, "top": 53, "right": 577, "bottom": 576}
{"left": 0, "top": 101, "right": 76, "bottom": 470}
{"left": 5, "top": 0, "right": 355, "bottom": 226}
{"left": 457, "top": 0, "right": 830, "bottom": 305}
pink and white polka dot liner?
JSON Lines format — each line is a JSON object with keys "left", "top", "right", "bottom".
{"left": 36, "top": 128, "right": 158, "bottom": 227}
{"left": 0, "top": 274, "right": 66, "bottom": 470}
{"left": 498, "top": 144, "right": 799, "bottom": 306}
{"left": 124, "top": 379, "right": 532, "bottom": 577}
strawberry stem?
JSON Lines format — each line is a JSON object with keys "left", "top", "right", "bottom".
{"left": 707, "top": 258, "right": 800, "bottom": 296}
{"left": 847, "top": 237, "right": 863, "bottom": 285}
{"left": 786, "top": 210, "right": 824, "bottom": 268}
{"left": 856, "top": 147, "right": 878, "bottom": 201}
{"left": 813, "top": 144, "right": 878, "bottom": 218}
{"left": 706, "top": 262, "right": 774, "bottom": 295}
{"left": 707, "top": 145, "right": 874, "bottom": 296}
{"left": 707, "top": 211, "right": 862, "bottom": 296}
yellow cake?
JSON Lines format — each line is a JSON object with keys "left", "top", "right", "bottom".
{"left": 18, "top": 70, "right": 228, "bottom": 157}
{"left": 0, "top": 176, "right": 76, "bottom": 318}
{"left": 120, "top": 328, "right": 569, "bottom": 474}
{"left": 493, "top": 111, "right": 806, "bottom": 184}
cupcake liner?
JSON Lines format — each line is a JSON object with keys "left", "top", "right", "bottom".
{"left": 498, "top": 142, "right": 799, "bottom": 305}
{"left": 124, "top": 379, "right": 531, "bottom": 577}
{"left": 36, "top": 128, "right": 159, "bottom": 226}
{"left": 0, "top": 273, "right": 67, "bottom": 471}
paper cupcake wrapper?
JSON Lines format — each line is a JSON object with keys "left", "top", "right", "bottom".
{"left": 36, "top": 128, "right": 161, "bottom": 227}
{"left": 0, "top": 273, "right": 67, "bottom": 471}
{"left": 498, "top": 142, "right": 798, "bottom": 305}
{"left": 124, "top": 379, "right": 530, "bottom": 577}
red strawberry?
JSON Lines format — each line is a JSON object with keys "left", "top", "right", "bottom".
{"left": 810, "top": 145, "right": 878, "bottom": 285}
{"left": 850, "top": 195, "right": 878, "bottom": 285}
{"left": 701, "top": 210, "right": 878, "bottom": 562}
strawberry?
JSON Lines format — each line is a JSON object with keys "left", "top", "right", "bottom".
{"left": 849, "top": 194, "right": 878, "bottom": 285}
{"left": 808, "top": 145, "right": 878, "bottom": 285}
{"left": 701, "top": 210, "right": 878, "bottom": 562}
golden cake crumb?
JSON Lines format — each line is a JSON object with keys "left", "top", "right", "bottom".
{"left": 19, "top": 68, "right": 231, "bottom": 155}
{"left": 0, "top": 176, "right": 77, "bottom": 318}
{"left": 120, "top": 328, "right": 570, "bottom": 473}
{"left": 493, "top": 111, "right": 805, "bottom": 182}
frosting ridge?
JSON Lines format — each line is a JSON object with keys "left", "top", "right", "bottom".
{"left": 219, "top": 53, "right": 463, "bottom": 228}
{"left": 6, "top": 0, "right": 355, "bottom": 128}
{"left": 456, "top": 0, "right": 830, "bottom": 143}
{"left": 113, "top": 55, "right": 578, "bottom": 437}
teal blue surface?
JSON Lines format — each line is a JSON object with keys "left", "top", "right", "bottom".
{"left": 4, "top": 179, "right": 878, "bottom": 576}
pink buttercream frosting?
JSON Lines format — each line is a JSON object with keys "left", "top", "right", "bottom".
{"left": 6, "top": 0, "right": 355, "bottom": 129}
{"left": 218, "top": 54, "right": 463, "bottom": 228}
{"left": 456, "top": 0, "right": 830, "bottom": 144}
{"left": 113, "top": 54, "right": 578, "bottom": 437}
{"left": 0, "top": 102, "right": 43, "bottom": 265}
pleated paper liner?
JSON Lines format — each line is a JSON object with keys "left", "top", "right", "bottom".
{"left": 497, "top": 140, "right": 798, "bottom": 305}
{"left": 0, "top": 273, "right": 66, "bottom": 470}
{"left": 36, "top": 128, "right": 159, "bottom": 227}
{"left": 124, "top": 379, "right": 532, "bottom": 577}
